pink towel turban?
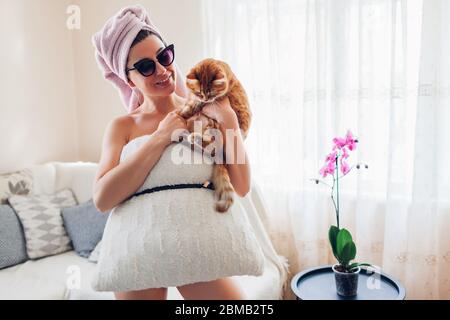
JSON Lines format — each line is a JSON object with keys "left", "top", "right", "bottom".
{"left": 92, "top": 5, "right": 182, "bottom": 113}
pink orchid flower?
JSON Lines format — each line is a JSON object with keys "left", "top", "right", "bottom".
{"left": 319, "top": 165, "right": 326, "bottom": 178}
{"left": 326, "top": 151, "right": 337, "bottom": 162}
{"left": 340, "top": 158, "right": 350, "bottom": 175}
{"left": 332, "top": 136, "right": 347, "bottom": 149}
{"left": 319, "top": 130, "right": 358, "bottom": 178}
{"left": 342, "top": 147, "right": 349, "bottom": 159}
{"left": 345, "top": 130, "right": 357, "bottom": 151}
{"left": 320, "top": 160, "right": 336, "bottom": 178}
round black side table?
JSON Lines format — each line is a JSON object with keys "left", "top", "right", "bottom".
{"left": 291, "top": 265, "right": 406, "bottom": 300}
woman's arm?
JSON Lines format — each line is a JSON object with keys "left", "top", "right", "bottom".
{"left": 220, "top": 118, "right": 251, "bottom": 197}
{"left": 202, "top": 99, "right": 251, "bottom": 197}
{"left": 93, "top": 112, "right": 187, "bottom": 212}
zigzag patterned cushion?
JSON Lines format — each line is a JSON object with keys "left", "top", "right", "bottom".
{"left": 8, "top": 189, "right": 77, "bottom": 259}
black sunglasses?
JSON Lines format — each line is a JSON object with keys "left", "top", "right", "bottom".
{"left": 126, "top": 44, "right": 175, "bottom": 77}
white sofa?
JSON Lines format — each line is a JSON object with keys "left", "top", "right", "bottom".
{"left": 0, "top": 161, "right": 288, "bottom": 300}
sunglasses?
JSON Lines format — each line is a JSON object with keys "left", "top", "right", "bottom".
{"left": 126, "top": 44, "right": 175, "bottom": 77}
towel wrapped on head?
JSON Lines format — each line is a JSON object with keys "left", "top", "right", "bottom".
{"left": 92, "top": 5, "right": 186, "bottom": 113}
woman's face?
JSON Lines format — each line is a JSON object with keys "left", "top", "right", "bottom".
{"left": 126, "top": 34, "right": 176, "bottom": 97}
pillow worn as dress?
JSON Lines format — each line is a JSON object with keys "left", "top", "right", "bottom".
{"left": 91, "top": 135, "right": 265, "bottom": 292}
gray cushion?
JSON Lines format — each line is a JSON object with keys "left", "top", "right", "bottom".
{"left": 0, "top": 205, "right": 28, "bottom": 269}
{"left": 62, "top": 200, "right": 109, "bottom": 258}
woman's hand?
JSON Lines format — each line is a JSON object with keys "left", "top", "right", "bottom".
{"left": 202, "top": 97, "right": 239, "bottom": 130}
{"left": 155, "top": 110, "right": 188, "bottom": 145}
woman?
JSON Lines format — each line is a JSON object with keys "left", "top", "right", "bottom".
{"left": 91, "top": 5, "right": 264, "bottom": 300}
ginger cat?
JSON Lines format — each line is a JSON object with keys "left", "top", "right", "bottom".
{"left": 178, "top": 58, "right": 252, "bottom": 213}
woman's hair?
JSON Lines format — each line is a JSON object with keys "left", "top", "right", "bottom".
{"left": 126, "top": 29, "right": 167, "bottom": 77}
{"left": 130, "top": 29, "right": 166, "bottom": 49}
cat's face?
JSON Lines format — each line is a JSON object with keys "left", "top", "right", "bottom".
{"left": 186, "top": 59, "right": 228, "bottom": 103}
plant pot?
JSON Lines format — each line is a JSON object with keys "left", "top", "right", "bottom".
{"left": 332, "top": 264, "right": 361, "bottom": 297}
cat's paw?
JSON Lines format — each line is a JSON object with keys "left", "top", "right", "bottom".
{"left": 203, "top": 133, "right": 214, "bottom": 143}
{"left": 177, "top": 110, "right": 188, "bottom": 119}
{"left": 215, "top": 190, "right": 234, "bottom": 213}
{"left": 187, "top": 132, "right": 203, "bottom": 145}
{"left": 178, "top": 105, "right": 194, "bottom": 119}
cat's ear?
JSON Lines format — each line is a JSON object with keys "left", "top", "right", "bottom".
{"left": 186, "top": 74, "right": 199, "bottom": 86}
{"left": 186, "top": 78, "right": 199, "bottom": 86}
{"left": 212, "top": 74, "right": 227, "bottom": 86}
{"left": 212, "top": 78, "right": 226, "bottom": 86}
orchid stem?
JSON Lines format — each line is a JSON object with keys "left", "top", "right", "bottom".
{"left": 335, "top": 154, "right": 340, "bottom": 229}
{"left": 330, "top": 170, "right": 339, "bottom": 229}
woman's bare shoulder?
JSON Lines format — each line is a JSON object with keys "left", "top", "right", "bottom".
{"left": 106, "top": 114, "right": 135, "bottom": 142}
{"left": 115, "top": 111, "right": 162, "bottom": 142}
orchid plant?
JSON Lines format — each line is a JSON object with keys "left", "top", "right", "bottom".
{"left": 314, "top": 130, "right": 371, "bottom": 273}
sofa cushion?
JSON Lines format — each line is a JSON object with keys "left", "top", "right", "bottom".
{"left": 0, "top": 205, "right": 28, "bottom": 269}
{"left": 62, "top": 200, "right": 109, "bottom": 258}
{"left": 29, "top": 162, "right": 98, "bottom": 204}
{"left": 0, "top": 169, "right": 33, "bottom": 204}
{"left": 0, "top": 250, "right": 114, "bottom": 300}
{"left": 8, "top": 189, "right": 77, "bottom": 259}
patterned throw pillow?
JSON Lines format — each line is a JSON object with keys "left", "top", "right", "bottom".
{"left": 61, "top": 200, "right": 109, "bottom": 258}
{"left": 8, "top": 189, "right": 78, "bottom": 259}
{"left": 0, "top": 205, "right": 28, "bottom": 269}
{"left": 0, "top": 169, "right": 33, "bottom": 204}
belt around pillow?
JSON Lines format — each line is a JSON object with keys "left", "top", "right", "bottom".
{"left": 124, "top": 182, "right": 215, "bottom": 202}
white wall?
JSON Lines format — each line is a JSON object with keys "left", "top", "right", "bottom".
{"left": 0, "top": 0, "right": 205, "bottom": 173}
{"left": 0, "top": 0, "right": 79, "bottom": 173}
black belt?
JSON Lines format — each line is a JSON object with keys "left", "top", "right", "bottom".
{"left": 125, "top": 182, "right": 215, "bottom": 202}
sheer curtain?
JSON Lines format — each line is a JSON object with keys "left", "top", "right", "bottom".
{"left": 202, "top": 0, "right": 450, "bottom": 299}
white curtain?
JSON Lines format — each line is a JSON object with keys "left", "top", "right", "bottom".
{"left": 202, "top": 0, "right": 450, "bottom": 299}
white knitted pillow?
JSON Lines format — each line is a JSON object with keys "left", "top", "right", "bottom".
{"left": 91, "top": 138, "right": 265, "bottom": 292}
{"left": 91, "top": 190, "right": 265, "bottom": 292}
